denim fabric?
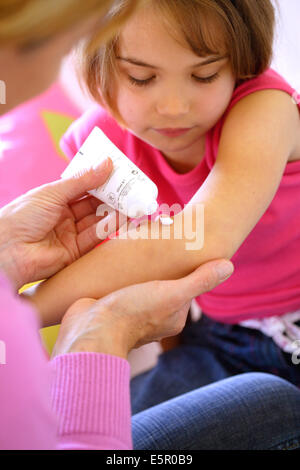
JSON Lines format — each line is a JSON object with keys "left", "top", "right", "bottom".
{"left": 132, "top": 373, "right": 300, "bottom": 450}
{"left": 131, "top": 315, "right": 300, "bottom": 414}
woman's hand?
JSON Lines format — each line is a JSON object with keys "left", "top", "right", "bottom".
{"left": 0, "top": 158, "right": 125, "bottom": 291}
{"left": 52, "top": 259, "right": 234, "bottom": 359}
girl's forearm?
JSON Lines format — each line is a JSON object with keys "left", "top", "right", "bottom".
{"left": 24, "top": 205, "right": 226, "bottom": 327}
{"left": 24, "top": 89, "right": 297, "bottom": 328}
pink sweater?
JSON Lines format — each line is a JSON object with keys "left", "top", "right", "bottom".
{"left": 61, "top": 68, "right": 300, "bottom": 324}
{"left": 0, "top": 271, "right": 132, "bottom": 450}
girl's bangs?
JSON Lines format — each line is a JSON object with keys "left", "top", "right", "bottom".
{"left": 152, "top": 0, "right": 229, "bottom": 58}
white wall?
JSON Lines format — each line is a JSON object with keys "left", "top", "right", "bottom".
{"left": 272, "top": 0, "right": 300, "bottom": 90}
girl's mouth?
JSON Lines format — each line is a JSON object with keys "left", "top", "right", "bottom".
{"left": 153, "top": 127, "right": 192, "bottom": 137}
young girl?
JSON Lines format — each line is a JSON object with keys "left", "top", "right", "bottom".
{"left": 26, "top": 0, "right": 300, "bottom": 411}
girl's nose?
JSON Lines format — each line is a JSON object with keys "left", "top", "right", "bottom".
{"left": 156, "top": 89, "right": 190, "bottom": 117}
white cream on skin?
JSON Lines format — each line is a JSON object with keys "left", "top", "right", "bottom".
{"left": 155, "top": 214, "right": 174, "bottom": 226}
{"left": 61, "top": 126, "right": 159, "bottom": 218}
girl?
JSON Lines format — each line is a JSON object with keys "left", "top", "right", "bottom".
{"left": 25, "top": 0, "right": 300, "bottom": 411}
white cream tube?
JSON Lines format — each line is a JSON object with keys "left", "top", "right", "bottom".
{"left": 61, "top": 126, "right": 158, "bottom": 218}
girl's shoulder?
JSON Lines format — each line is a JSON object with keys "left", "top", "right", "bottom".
{"left": 227, "top": 68, "right": 298, "bottom": 116}
{"left": 206, "top": 68, "right": 300, "bottom": 168}
{"left": 60, "top": 105, "right": 129, "bottom": 160}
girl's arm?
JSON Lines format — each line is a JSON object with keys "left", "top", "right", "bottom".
{"left": 25, "top": 89, "right": 299, "bottom": 327}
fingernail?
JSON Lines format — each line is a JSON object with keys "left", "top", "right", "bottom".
{"left": 215, "top": 261, "right": 234, "bottom": 281}
{"left": 93, "top": 157, "right": 112, "bottom": 173}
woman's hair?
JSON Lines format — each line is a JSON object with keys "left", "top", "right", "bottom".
{"left": 0, "top": 0, "right": 139, "bottom": 49}
{"left": 81, "top": 0, "right": 277, "bottom": 125}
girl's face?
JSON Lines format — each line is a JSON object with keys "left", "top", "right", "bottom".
{"left": 113, "top": 7, "right": 236, "bottom": 172}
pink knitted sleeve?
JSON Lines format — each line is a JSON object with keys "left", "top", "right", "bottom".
{"left": 0, "top": 272, "right": 132, "bottom": 450}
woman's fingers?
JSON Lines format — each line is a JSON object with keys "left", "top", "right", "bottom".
{"left": 70, "top": 195, "right": 99, "bottom": 222}
{"left": 76, "top": 209, "right": 129, "bottom": 254}
{"left": 76, "top": 222, "right": 105, "bottom": 255}
{"left": 183, "top": 259, "right": 234, "bottom": 297}
{"left": 57, "top": 158, "right": 113, "bottom": 203}
{"left": 75, "top": 212, "right": 99, "bottom": 233}
{"left": 155, "top": 259, "right": 234, "bottom": 309}
{"left": 71, "top": 197, "right": 111, "bottom": 225}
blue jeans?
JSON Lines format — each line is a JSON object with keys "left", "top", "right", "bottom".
{"left": 131, "top": 315, "right": 300, "bottom": 413}
{"left": 132, "top": 373, "right": 300, "bottom": 450}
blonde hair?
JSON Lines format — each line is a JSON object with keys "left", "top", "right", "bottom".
{"left": 0, "top": 0, "right": 139, "bottom": 49}
{"left": 81, "top": 0, "right": 277, "bottom": 126}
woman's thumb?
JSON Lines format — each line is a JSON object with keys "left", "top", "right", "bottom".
{"left": 53, "top": 158, "right": 113, "bottom": 203}
{"left": 179, "top": 259, "right": 234, "bottom": 300}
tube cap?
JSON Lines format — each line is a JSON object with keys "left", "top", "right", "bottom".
{"left": 126, "top": 197, "right": 158, "bottom": 218}
{"left": 144, "top": 199, "right": 159, "bottom": 215}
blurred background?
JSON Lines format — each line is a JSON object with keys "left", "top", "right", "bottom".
{"left": 272, "top": 0, "right": 300, "bottom": 90}
{"left": 2, "top": 0, "right": 300, "bottom": 374}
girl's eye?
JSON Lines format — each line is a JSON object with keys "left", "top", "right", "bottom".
{"left": 128, "top": 76, "right": 155, "bottom": 87}
{"left": 128, "top": 72, "right": 220, "bottom": 87}
{"left": 192, "top": 72, "right": 220, "bottom": 83}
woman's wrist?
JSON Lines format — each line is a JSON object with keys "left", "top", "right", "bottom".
{"left": 51, "top": 308, "right": 132, "bottom": 360}
{"left": 66, "top": 336, "right": 129, "bottom": 360}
